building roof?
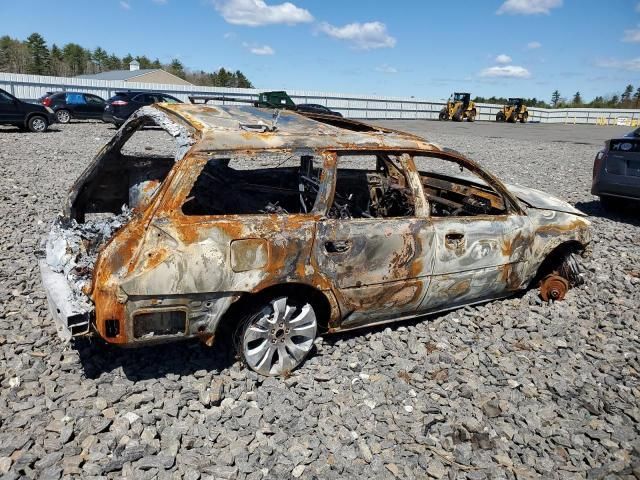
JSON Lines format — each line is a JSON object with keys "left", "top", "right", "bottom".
{"left": 76, "top": 69, "right": 162, "bottom": 81}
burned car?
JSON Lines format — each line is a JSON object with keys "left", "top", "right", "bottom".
{"left": 40, "top": 103, "right": 591, "bottom": 376}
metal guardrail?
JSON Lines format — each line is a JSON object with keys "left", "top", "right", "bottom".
{"left": 1, "top": 72, "right": 638, "bottom": 124}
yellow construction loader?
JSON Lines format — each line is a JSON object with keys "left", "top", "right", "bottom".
{"left": 438, "top": 92, "right": 477, "bottom": 122}
{"left": 496, "top": 98, "right": 528, "bottom": 123}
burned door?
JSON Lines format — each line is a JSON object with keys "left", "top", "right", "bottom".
{"left": 414, "top": 154, "right": 533, "bottom": 312}
{"left": 312, "top": 153, "right": 436, "bottom": 328}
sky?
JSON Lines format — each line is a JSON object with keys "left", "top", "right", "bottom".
{"left": 1, "top": 0, "right": 639, "bottom": 102}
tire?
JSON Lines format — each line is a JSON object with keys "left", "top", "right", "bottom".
{"left": 438, "top": 111, "right": 448, "bottom": 121}
{"left": 600, "top": 195, "right": 622, "bottom": 211}
{"left": 496, "top": 112, "right": 506, "bottom": 122}
{"left": 27, "top": 115, "right": 48, "bottom": 132}
{"left": 520, "top": 112, "right": 528, "bottom": 123}
{"left": 236, "top": 296, "right": 317, "bottom": 376}
{"left": 509, "top": 113, "right": 518, "bottom": 123}
{"left": 467, "top": 110, "right": 476, "bottom": 122}
{"left": 452, "top": 110, "right": 463, "bottom": 122}
{"left": 56, "top": 109, "right": 71, "bottom": 124}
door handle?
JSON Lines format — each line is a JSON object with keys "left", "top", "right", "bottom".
{"left": 325, "top": 240, "right": 352, "bottom": 254}
{"left": 445, "top": 232, "right": 465, "bottom": 247}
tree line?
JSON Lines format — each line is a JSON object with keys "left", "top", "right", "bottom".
{"left": 476, "top": 85, "right": 640, "bottom": 109}
{"left": 551, "top": 86, "right": 640, "bottom": 109}
{"left": 0, "top": 33, "right": 253, "bottom": 88}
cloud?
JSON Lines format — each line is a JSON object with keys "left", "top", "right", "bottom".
{"left": 497, "top": 0, "right": 562, "bottom": 15}
{"left": 527, "top": 41, "right": 542, "bottom": 49}
{"left": 318, "top": 21, "right": 396, "bottom": 50}
{"left": 375, "top": 64, "right": 397, "bottom": 74}
{"left": 622, "top": 26, "right": 640, "bottom": 43}
{"left": 495, "top": 54, "right": 512, "bottom": 64}
{"left": 595, "top": 57, "right": 640, "bottom": 71}
{"left": 480, "top": 65, "right": 531, "bottom": 78}
{"left": 213, "top": 0, "right": 313, "bottom": 26}
{"left": 120, "top": 0, "right": 131, "bottom": 9}
{"left": 243, "top": 42, "right": 275, "bottom": 55}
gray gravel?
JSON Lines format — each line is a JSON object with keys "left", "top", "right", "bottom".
{"left": 0, "top": 120, "right": 638, "bottom": 479}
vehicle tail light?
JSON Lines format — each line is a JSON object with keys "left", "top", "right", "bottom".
{"left": 593, "top": 150, "right": 606, "bottom": 178}
{"left": 111, "top": 100, "right": 128, "bottom": 106}
{"left": 41, "top": 97, "right": 52, "bottom": 107}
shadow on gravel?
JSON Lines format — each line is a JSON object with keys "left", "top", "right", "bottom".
{"left": 75, "top": 337, "right": 237, "bottom": 380}
{"left": 0, "top": 127, "right": 61, "bottom": 133}
{"left": 575, "top": 200, "right": 640, "bottom": 226}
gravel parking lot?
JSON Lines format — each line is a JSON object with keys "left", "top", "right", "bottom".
{"left": 0, "top": 119, "right": 638, "bottom": 480}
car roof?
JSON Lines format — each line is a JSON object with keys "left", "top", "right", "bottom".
{"left": 152, "top": 103, "right": 442, "bottom": 153}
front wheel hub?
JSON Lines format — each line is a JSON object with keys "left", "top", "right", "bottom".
{"left": 539, "top": 274, "right": 570, "bottom": 301}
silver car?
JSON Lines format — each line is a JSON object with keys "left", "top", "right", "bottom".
{"left": 592, "top": 128, "right": 640, "bottom": 208}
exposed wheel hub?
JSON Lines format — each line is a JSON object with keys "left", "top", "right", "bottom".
{"left": 539, "top": 274, "right": 569, "bottom": 301}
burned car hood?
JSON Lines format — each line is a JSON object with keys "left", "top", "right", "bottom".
{"left": 506, "top": 183, "right": 586, "bottom": 216}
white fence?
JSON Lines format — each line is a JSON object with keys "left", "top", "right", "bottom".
{"left": 1, "top": 72, "right": 639, "bottom": 125}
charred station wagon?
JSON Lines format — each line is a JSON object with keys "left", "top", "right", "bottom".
{"left": 40, "top": 103, "right": 591, "bottom": 376}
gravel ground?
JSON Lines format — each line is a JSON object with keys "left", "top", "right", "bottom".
{"left": 0, "top": 120, "right": 638, "bottom": 480}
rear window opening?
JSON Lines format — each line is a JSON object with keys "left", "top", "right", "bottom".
{"left": 330, "top": 153, "right": 416, "bottom": 219}
{"left": 74, "top": 118, "right": 178, "bottom": 223}
{"left": 182, "top": 151, "right": 323, "bottom": 216}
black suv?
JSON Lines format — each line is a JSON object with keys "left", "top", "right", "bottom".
{"left": 0, "top": 88, "right": 56, "bottom": 132}
{"left": 40, "top": 92, "right": 106, "bottom": 124}
{"left": 296, "top": 103, "right": 343, "bottom": 117}
{"left": 103, "top": 91, "right": 182, "bottom": 127}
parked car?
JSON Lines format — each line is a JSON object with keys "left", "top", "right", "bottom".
{"left": 103, "top": 91, "right": 182, "bottom": 127}
{"left": 39, "top": 91, "right": 106, "bottom": 124}
{"left": 591, "top": 128, "right": 640, "bottom": 209}
{"left": 296, "top": 103, "right": 343, "bottom": 117}
{"left": 40, "top": 103, "right": 591, "bottom": 376}
{"left": 0, "top": 87, "right": 55, "bottom": 132}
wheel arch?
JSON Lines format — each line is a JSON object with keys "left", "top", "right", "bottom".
{"left": 219, "top": 283, "right": 336, "bottom": 333}
{"left": 529, "top": 240, "right": 586, "bottom": 288}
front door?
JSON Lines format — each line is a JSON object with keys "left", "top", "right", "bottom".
{"left": 421, "top": 214, "right": 532, "bottom": 312}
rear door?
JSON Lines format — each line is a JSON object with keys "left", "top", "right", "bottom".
{"left": 84, "top": 94, "right": 106, "bottom": 118}
{"left": 0, "top": 90, "right": 21, "bottom": 123}
{"left": 312, "top": 152, "right": 436, "bottom": 328}
{"left": 65, "top": 93, "right": 90, "bottom": 118}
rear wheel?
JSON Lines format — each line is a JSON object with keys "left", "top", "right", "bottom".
{"left": 452, "top": 109, "right": 463, "bottom": 122}
{"left": 438, "top": 111, "right": 448, "bottom": 121}
{"left": 496, "top": 111, "right": 506, "bottom": 122}
{"left": 237, "top": 296, "right": 317, "bottom": 376}
{"left": 520, "top": 112, "right": 528, "bottom": 123}
{"left": 509, "top": 113, "right": 518, "bottom": 123}
{"left": 56, "top": 109, "right": 71, "bottom": 124}
{"left": 27, "top": 115, "right": 48, "bottom": 132}
{"left": 467, "top": 109, "right": 476, "bottom": 122}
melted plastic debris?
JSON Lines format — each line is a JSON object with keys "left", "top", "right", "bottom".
{"left": 43, "top": 206, "right": 133, "bottom": 308}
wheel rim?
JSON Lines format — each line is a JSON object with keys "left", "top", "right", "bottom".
{"left": 243, "top": 297, "right": 317, "bottom": 376}
{"left": 32, "top": 118, "right": 46, "bottom": 131}
{"left": 57, "top": 110, "right": 70, "bottom": 123}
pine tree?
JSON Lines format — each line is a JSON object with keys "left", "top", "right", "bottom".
{"left": 572, "top": 91, "right": 582, "bottom": 106}
{"left": 62, "top": 43, "right": 88, "bottom": 75}
{"left": 26, "top": 32, "right": 50, "bottom": 75}
{"left": 634, "top": 88, "right": 640, "bottom": 108}
{"left": 551, "top": 90, "right": 561, "bottom": 108}
{"left": 92, "top": 47, "right": 109, "bottom": 72}
{"left": 621, "top": 84, "right": 634, "bottom": 103}
{"left": 235, "top": 70, "right": 253, "bottom": 88}
{"left": 168, "top": 58, "right": 185, "bottom": 78}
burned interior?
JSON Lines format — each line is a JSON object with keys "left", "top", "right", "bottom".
{"left": 40, "top": 103, "right": 591, "bottom": 376}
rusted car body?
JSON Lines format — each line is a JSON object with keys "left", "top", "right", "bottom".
{"left": 40, "top": 103, "right": 591, "bottom": 375}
